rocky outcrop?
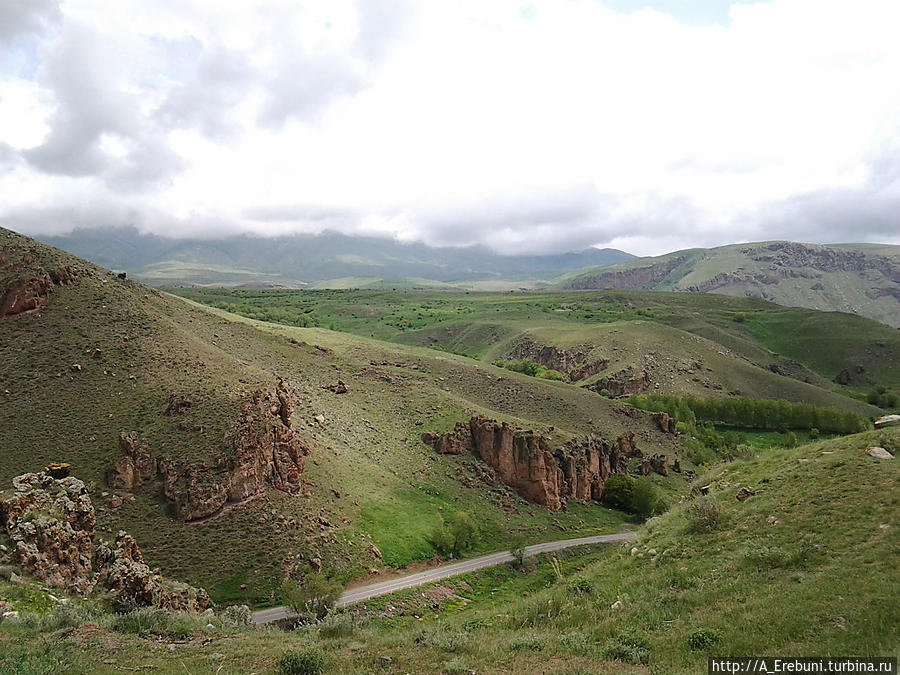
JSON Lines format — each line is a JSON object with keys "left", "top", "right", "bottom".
{"left": 108, "top": 432, "right": 158, "bottom": 492}
{"left": 507, "top": 337, "right": 609, "bottom": 382}
{"left": 563, "top": 257, "right": 685, "bottom": 291}
{"left": 588, "top": 366, "right": 651, "bottom": 397}
{"left": 422, "top": 421, "right": 472, "bottom": 455}
{"left": 0, "top": 266, "right": 77, "bottom": 318}
{"left": 425, "top": 416, "right": 645, "bottom": 510}
{"left": 654, "top": 412, "right": 677, "bottom": 434}
{"left": 641, "top": 454, "right": 670, "bottom": 477}
{"left": 0, "top": 470, "right": 209, "bottom": 610}
{"left": 110, "top": 379, "right": 312, "bottom": 522}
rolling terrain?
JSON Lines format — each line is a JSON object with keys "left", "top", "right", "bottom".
{"left": 172, "top": 287, "right": 898, "bottom": 415}
{"left": 2, "top": 228, "right": 898, "bottom": 673}
{"left": 0, "top": 228, "right": 674, "bottom": 605}
{"left": 559, "top": 240, "right": 900, "bottom": 327}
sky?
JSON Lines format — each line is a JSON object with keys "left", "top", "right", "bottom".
{"left": 0, "top": 0, "right": 898, "bottom": 257}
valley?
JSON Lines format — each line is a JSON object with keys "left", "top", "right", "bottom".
{"left": 1, "top": 228, "right": 898, "bottom": 673}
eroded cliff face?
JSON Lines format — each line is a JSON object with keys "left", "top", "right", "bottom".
{"left": 588, "top": 366, "right": 652, "bottom": 397}
{"left": 507, "top": 337, "right": 610, "bottom": 382}
{"left": 425, "top": 416, "right": 651, "bottom": 510}
{"left": 0, "top": 265, "right": 78, "bottom": 318}
{"left": 0, "top": 470, "right": 209, "bottom": 610}
{"left": 108, "top": 379, "right": 312, "bottom": 522}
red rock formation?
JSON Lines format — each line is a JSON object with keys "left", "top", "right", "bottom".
{"left": 112, "top": 380, "right": 312, "bottom": 521}
{"left": 0, "top": 266, "right": 77, "bottom": 318}
{"left": 654, "top": 412, "right": 677, "bottom": 434}
{"left": 425, "top": 417, "right": 644, "bottom": 510}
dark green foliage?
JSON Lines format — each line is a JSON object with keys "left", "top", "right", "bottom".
{"left": 497, "top": 358, "right": 565, "bottom": 381}
{"left": 630, "top": 478, "right": 667, "bottom": 519}
{"left": 600, "top": 474, "right": 635, "bottom": 511}
{"left": 688, "top": 629, "right": 723, "bottom": 651}
{"left": 509, "top": 535, "right": 528, "bottom": 571}
{"left": 629, "top": 393, "right": 869, "bottom": 434}
{"left": 867, "top": 386, "right": 898, "bottom": 409}
{"left": 430, "top": 512, "right": 479, "bottom": 558}
{"left": 732, "top": 312, "right": 747, "bottom": 323}
{"left": 281, "top": 574, "right": 342, "bottom": 622}
{"left": 603, "top": 633, "right": 650, "bottom": 665}
{"left": 809, "top": 427, "right": 820, "bottom": 439}
{"left": 275, "top": 647, "right": 328, "bottom": 675}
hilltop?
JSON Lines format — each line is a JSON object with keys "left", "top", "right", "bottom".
{"left": 559, "top": 240, "right": 900, "bottom": 327}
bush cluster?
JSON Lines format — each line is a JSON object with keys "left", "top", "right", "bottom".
{"left": 601, "top": 475, "right": 666, "bottom": 519}
{"left": 494, "top": 358, "right": 565, "bottom": 381}
{"left": 629, "top": 393, "right": 868, "bottom": 434}
{"left": 430, "top": 512, "right": 479, "bottom": 558}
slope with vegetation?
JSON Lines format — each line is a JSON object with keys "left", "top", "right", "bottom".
{"left": 559, "top": 240, "right": 900, "bottom": 327}
{"left": 3, "top": 426, "right": 896, "bottom": 673}
{"left": 1, "top": 228, "right": 677, "bottom": 608}
{"left": 172, "top": 287, "right": 897, "bottom": 417}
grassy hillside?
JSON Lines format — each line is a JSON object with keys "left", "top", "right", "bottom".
{"left": 559, "top": 241, "right": 900, "bottom": 327}
{"left": 171, "top": 287, "right": 895, "bottom": 414}
{"left": 3, "top": 428, "right": 896, "bottom": 673}
{"left": 1, "top": 228, "right": 674, "bottom": 605}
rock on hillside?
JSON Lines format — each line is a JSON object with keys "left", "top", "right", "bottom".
{"left": 108, "top": 379, "right": 312, "bottom": 521}
{"left": 0, "top": 470, "right": 209, "bottom": 610}
{"left": 424, "top": 416, "right": 670, "bottom": 510}
{"left": 0, "top": 264, "right": 78, "bottom": 318}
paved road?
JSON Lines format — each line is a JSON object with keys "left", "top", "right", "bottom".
{"left": 252, "top": 532, "right": 636, "bottom": 626}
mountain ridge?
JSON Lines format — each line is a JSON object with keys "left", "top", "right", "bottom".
{"left": 559, "top": 240, "right": 900, "bottom": 327}
{"left": 31, "top": 226, "right": 635, "bottom": 287}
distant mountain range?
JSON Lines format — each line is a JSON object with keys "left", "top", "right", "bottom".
{"left": 28, "top": 229, "right": 900, "bottom": 326}
{"left": 34, "top": 227, "right": 635, "bottom": 287}
{"left": 558, "top": 241, "right": 900, "bottom": 327}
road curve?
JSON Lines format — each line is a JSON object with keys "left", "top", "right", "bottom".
{"left": 252, "top": 532, "right": 636, "bottom": 626}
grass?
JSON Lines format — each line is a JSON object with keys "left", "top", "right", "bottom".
{"left": 169, "top": 287, "right": 893, "bottom": 414}
{"left": 2, "top": 431, "right": 897, "bottom": 672}
{"left": 1, "top": 228, "right": 672, "bottom": 604}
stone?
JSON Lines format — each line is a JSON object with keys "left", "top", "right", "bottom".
{"left": 866, "top": 447, "right": 894, "bottom": 460}
{"left": 378, "top": 656, "right": 393, "bottom": 666}
{"left": 766, "top": 516, "right": 780, "bottom": 525}
{"left": 630, "top": 547, "right": 638, "bottom": 556}
{"left": 314, "top": 414, "right": 325, "bottom": 424}
{"left": 736, "top": 487, "right": 758, "bottom": 502}
{"left": 611, "top": 600, "right": 623, "bottom": 610}
{"left": 0, "top": 471, "right": 209, "bottom": 611}
{"left": 2, "top": 611, "right": 20, "bottom": 623}
{"left": 874, "top": 415, "right": 900, "bottom": 429}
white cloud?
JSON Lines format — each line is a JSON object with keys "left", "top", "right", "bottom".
{"left": 1, "top": 0, "right": 899, "bottom": 254}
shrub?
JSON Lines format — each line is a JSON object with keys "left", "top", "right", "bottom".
{"left": 809, "top": 427, "right": 820, "bottom": 440}
{"left": 603, "top": 633, "right": 650, "bottom": 665}
{"left": 509, "top": 535, "right": 528, "bottom": 571}
{"left": 431, "top": 512, "right": 479, "bottom": 558}
{"left": 686, "top": 495, "right": 722, "bottom": 533}
{"left": 599, "top": 389, "right": 611, "bottom": 398}
{"left": 430, "top": 520, "right": 456, "bottom": 557}
{"left": 732, "top": 312, "right": 747, "bottom": 323}
{"left": 601, "top": 474, "right": 635, "bottom": 511}
{"left": 219, "top": 604, "right": 252, "bottom": 627}
{"left": 782, "top": 431, "right": 798, "bottom": 448}
{"left": 630, "top": 478, "right": 667, "bottom": 520}
{"left": 509, "top": 633, "right": 546, "bottom": 652}
{"left": 275, "top": 647, "right": 328, "bottom": 675}
{"left": 688, "top": 628, "right": 723, "bottom": 650}
{"left": 281, "top": 574, "right": 342, "bottom": 622}
{"left": 317, "top": 612, "right": 355, "bottom": 639}
{"left": 106, "top": 607, "right": 204, "bottom": 639}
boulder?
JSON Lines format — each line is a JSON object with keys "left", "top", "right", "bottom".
{"left": 866, "top": 446, "right": 895, "bottom": 460}
{"left": 0, "top": 470, "right": 208, "bottom": 611}
{"left": 874, "top": 415, "right": 900, "bottom": 429}
{"left": 654, "top": 413, "right": 677, "bottom": 434}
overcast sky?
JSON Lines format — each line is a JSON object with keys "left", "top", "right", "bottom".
{"left": 1, "top": 0, "right": 898, "bottom": 256}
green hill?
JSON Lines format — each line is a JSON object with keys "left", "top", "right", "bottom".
{"left": 0, "top": 228, "right": 671, "bottom": 605}
{"left": 559, "top": 241, "right": 900, "bottom": 327}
